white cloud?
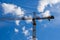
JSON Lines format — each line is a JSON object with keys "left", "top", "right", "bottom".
{"left": 23, "top": 30, "right": 30, "bottom": 36}
{"left": 25, "top": 15, "right": 32, "bottom": 23}
{"left": 37, "top": 0, "right": 60, "bottom": 12}
{"left": 1, "top": 3, "right": 25, "bottom": 25}
{"left": 1, "top": 3, "right": 24, "bottom": 16}
{"left": 42, "top": 10, "right": 51, "bottom": 17}
{"left": 37, "top": 0, "right": 48, "bottom": 12}
{"left": 14, "top": 28, "right": 19, "bottom": 33}
{"left": 22, "top": 26, "right": 38, "bottom": 40}
{"left": 15, "top": 20, "right": 20, "bottom": 26}
{"left": 22, "top": 26, "right": 30, "bottom": 36}
{"left": 2, "top": 3, "right": 17, "bottom": 14}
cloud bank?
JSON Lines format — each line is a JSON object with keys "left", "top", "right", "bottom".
{"left": 1, "top": 3, "right": 25, "bottom": 25}
{"left": 1, "top": 3, "right": 33, "bottom": 25}
{"left": 37, "top": 0, "right": 60, "bottom": 28}
{"left": 37, "top": 0, "right": 60, "bottom": 12}
{"left": 42, "top": 10, "right": 51, "bottom": 17}
{"left": 1, "top": 3, "right": 24, "bottom": 16}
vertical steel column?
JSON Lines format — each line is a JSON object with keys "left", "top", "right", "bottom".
{"left": 32, "top": 18, "right": 36, "bottom": 40}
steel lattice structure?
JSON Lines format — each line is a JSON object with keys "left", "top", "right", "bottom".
{"left": 0, "top": 12, "right": 54, "bottom": 40}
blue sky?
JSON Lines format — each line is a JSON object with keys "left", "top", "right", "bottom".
{"left": 0, "top": 0, "right": 60, "bottom": 40}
